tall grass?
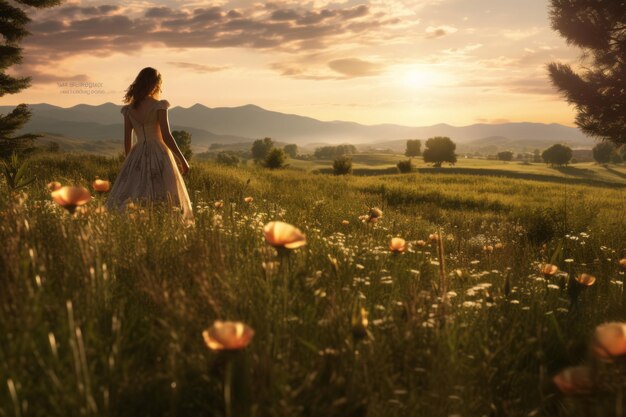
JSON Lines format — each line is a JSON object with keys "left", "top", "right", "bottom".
{"left": 0, "top": 154, "right": 624, "bottom": 417}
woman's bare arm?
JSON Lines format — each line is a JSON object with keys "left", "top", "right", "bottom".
{"left": 157, "top": 107, "right": 190, "bottom": 175}
{"left": 123, "top": 112, "right": 133, "bottom": 156}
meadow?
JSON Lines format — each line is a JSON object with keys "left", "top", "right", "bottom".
{"left": 1, "top": 153, "right": 625, "bottom": 417}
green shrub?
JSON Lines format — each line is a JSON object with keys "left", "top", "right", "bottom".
{"left": 396, "top": 158, "right": 414, "bottom": 173}
{"left": 263, "top": 148, "right": 287, "bottom": 169}
{"left": 215, "top": 151, "right": 240, "bottom": 166}
{"left": 333, "top": 155, "right": 352, "bottom": 175}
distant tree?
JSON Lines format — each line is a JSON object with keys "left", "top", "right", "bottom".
{"left": 333, "top": 155, "right": 352, "bottom": 175}
{"left": 397, "top": 158, "right": 414, "bottom": 173}
{"left": 497, "top": 151, "right": 514, "bottom": 161}
{"left": 283, "top": 144, "right": 298, "bottom": 158}
{"left": 611, "top": 152, "right": 622, "bottom": 164}
{"left": 532, "top": 149, "right": 542, "bottom": 163}
{"left": 314, "top": 145, "right": 356, "bottom": 160}
{"left": 0, "top": 105, "right": 39, "bottom": 159}
{"left": 405, "top": 139, "right": 421, "bottom": 157}
{"left": 215, "top": 151, "right": 239, "bottom": 166}
{"left": 0, "top": 0, "right": 61, "bottom": 160}
{"left": 548, "top": 1, "right": 626, "bottom": 146}
{"left": 619, "top": 145, "right": 626, "bottom": 162}
{"left": 172, "top": 130, "right": 193, "bottom": 160}
{"left": 542, "top": 144, "right": 573, "bottom": 167}
{"left": 422, "top": 136, "right": 457, "bottom": 168}
{"left": 264, "top": 148, "right": 287, "bottom": 169}
{"left": 251, "top": 137, "right": 274, "bottom": 162}
{"left": 592, "top": 142, "right": 616, "bottom": 164}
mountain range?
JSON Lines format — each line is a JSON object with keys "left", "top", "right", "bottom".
{"left": 0, "top": 102, "right": 595, "bottom": 154}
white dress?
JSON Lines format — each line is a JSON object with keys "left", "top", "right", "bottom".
{"left": 105, "top": 99, "right": 193, "bottom": 222}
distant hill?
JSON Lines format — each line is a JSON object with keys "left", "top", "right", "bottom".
{"left": 0, "top": 103, "right": 595, "bottom": 151}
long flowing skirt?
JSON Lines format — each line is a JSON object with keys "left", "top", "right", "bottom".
{"left": 105, "top": 139, "right": 193, "bottom": 223}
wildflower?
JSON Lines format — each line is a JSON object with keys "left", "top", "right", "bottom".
{"left": 483, "top": 245, "right": 494, "bottom": 253}
{"left": 428, "top": 233, "right": 439, "bottom": 242}
{"left": 389, "top": 237, "right": 407, "bottom": 253}
{"left": 415, "top": 240, "right": 426, "bottom": 247}
{"left": 92, "top": 178, "right": 110, "bottom": 193}
{"left": 47, "top": 181, "right": 62, "bottom": 192}
{"left": 244, "top": 196, "right": 253, "bottom": 203}
{"left": 351, "top": 306, "right": 369, "bottom": 341}
{"left": 619, "top": 258, "right": 626, "bottom": 268}
{"left": 592, "top": 322, "right": 626, "bottom": 359}
{"left": 575, "top": 274, "right": 596, "bottom": 287}
{"left": 263, "top": 221, "right": 307, "bottom": 249}
{"left": 341, "top": 220, "right": 350, "bottom": 226}
{"left": 360, "top": 207, "right": 383, "bottom": 224}
{"left": 369, "top": 207, "right": 383, "bottom": 219}
{"left": 552, "top": 366, "right": 594, "bottom": 395}
{"left": 50, "top": 186, "right": 92, "bottom": 213}
{"left": 262, "top": 261, "right": 280, "bottom": 276}
{"left": 494, "top": 243, "right": 504, "bottom": 250}
{"left": 540, "top": 264, "right": 559, "bottom": 276}
{"left": 214, "top": 201, "right": 224, "bottom": 209}
{"left": 202, "top": 321, "right": 254, "bottom": 351}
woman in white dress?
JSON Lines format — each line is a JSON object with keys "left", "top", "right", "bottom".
{"left": 106, "top": 67, "right": 193, "bottom": 222}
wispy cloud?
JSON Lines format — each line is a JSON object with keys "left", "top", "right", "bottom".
{"left": 425, "top": 25, "right": 457, "bottom": 39}
{"left": 328, "top": 58, "right": 384, "bottom": 77}
{"left": 167, "top": 61, "right": 228, "bottom": 73}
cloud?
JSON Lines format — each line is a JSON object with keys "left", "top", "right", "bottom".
{"left": 328, "top": 58, "right": 384, "bottom": 77}
{"left": 425, "top": 25, "right": 457, "bottom": 39}
{"left": 270, "top": 56, "right": 384, "bottom": 80}
{"left": 29, "top": 69, "right": 89, "bottom": 84}
{"left": 7, "top": 55, "right": 89, "bottom": 85}
{"left": 167, "top": 62, "right": 228, "bottom": 73}
{"left": 24, "top": 3, "right": 400, "bottom": 60}
{"left": 501, "top": 27, "right": 541, "bottom": 41}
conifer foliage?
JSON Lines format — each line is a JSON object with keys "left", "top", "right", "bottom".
{"left": 0, "top": 0, "right": 61, "bottom": 159}
{"left": 548, "top": 0, "right": 626, "bottom": 146}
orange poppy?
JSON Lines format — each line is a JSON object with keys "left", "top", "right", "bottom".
{"left": 92, "top": 179, "right": 110, "bottom": 193}
{"left": 552, "top": 366, "right": 594, "bottom": 395}
{"left": 202, "top": 321, "right": 254, "bottom": 351}
{"left": 263, "top": 221, "right": 307, "bottom": 249}
{"left": 389, "top": 237, "right": 407, "bottom": 253}
{"left": 47, "top": 181, "right": 62, "bottom": 192}
{"left": 51, "top": 186, "right": 92, "bottom": 213}
{"left": 592, "top": 322, "right": 626, "bottom": 359}
{"left": 540, "top": 264, "right": 559, "bottom": 276}
{"left": 575, "top": 274, "right": 596, "bottom": 287}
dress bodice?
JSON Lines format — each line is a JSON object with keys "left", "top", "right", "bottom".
{"left": 121, "top": 99, "right": 170, "bottom": 143}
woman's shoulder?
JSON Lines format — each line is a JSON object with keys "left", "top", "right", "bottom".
{"left": 157, "top": 99, "right": 171, "bottom": 110}
{"left": 120, "top": 104, "right": 129, "bottom": 115}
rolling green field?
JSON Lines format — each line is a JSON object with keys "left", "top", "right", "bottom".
{"left": 1, "top": 153, "right": 625, "bottom": 417}
{"left": 289, "top": 154, "right": 626, "bottom": 187}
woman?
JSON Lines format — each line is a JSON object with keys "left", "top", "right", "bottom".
{"left": 106, "top": 67, "right": 193, "bottom": 223}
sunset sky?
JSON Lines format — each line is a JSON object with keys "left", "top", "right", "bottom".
{"left": 2, "top": 0, "right": 581, "bottom": 127}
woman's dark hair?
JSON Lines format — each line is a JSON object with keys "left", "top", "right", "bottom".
{"left": 123, "top": 67, "right": 162, "bottom": 108}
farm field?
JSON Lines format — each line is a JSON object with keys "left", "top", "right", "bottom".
{"left": 1, "top": 153, "right": 625, "bottom": 417}
{"left": 288, "top": 154, "right": 626, "bottom": 186}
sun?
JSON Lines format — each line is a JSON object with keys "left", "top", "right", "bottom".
{"left": 400, "top": 68, "right": 449, "bottom": 88}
